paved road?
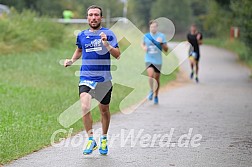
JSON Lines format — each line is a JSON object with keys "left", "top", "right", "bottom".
{"left": 5, "top": 44, "right": 252, "bottom": 167}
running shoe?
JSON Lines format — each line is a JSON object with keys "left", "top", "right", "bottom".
{"left": 148, "top": 91, "right": 153, "bottom": 100}
{"left": 154, "top": 96, "right": 159, "bottom": 104}
{"left": 195, "top": 77, "right": 199, "bottom": 83}
{"left": 83, "top": 137, "right": 98, "bottom": 155}
{"left": 99, "top": 136, "right": 108, "bottom": 155}
{"left": 190, "top": 71, "right": 194, "bottom": 79}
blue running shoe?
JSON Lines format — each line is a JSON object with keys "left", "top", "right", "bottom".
{"left": 99, "top": 137, "right": 108, "bottom": 155}
{"left": 195, "top": 77, "right": 199, "bottom": 83}
{"left": 190, "top": 72, "right": 194, "bottom": 79}
{"left": 148, "top": 91, "right": 153, "bottom": 100}
{"left": 154, "top": 96, "right": 159, "bottom": 104}
{"left": 83, "top": 137, "right": 98, "bottom": 155}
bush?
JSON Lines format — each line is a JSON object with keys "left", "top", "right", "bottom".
{"left": 0, "top": 9, "right": 65, "bottom": 54}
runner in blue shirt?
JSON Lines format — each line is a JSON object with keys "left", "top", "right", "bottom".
{"left": 64, "top": 5, "right": 120, "bottom": 155}
{"left": 141, "top": 20, "right": 168, "bottom": 104}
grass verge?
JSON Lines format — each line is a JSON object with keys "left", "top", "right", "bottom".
{"left": 204, "top": 38, "right": 252, "bottom": 69}
{"left": 0, "top": 9, "right": 65, "bottom": 55}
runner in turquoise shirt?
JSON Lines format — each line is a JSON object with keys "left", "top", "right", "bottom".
{"left": 141, "top": 20, "right": 168, "bottom": 104}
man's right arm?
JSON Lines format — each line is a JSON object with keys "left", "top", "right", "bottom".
{"left": 141, "top": 35, "right": 148, "bottom": 52}
{"left": 64, "top": 48, "right": 82, "bottom": 67}
{"left": 141, "top": 42, "right": 148, "bottom": 52}
{"left": 187, "top": 34, "right": 190, "bottom": 42}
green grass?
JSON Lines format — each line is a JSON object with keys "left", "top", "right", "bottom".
{"left": 0, "top": 9, "right": 65, "bottom": 54}
{"left": 0, "top": 38, "right": 177, "bottom": 165}
{"left": 204, "top": 38, "right": 252, "bottom": 68}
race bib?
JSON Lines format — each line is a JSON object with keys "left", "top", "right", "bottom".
{"left": 79, "top": 80, "right": 97, "bottom": 89}
{"left": 148, "top": 44, "right": 158, "bottom": 54}
{"left": 190, "top": 51, "right": 198, "bottom": 59}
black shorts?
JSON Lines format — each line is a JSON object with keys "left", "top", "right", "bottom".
{"left": 146, "top": 63, "right": 162, "bottom": 73}
{"left": 79, "top": 81, "right": 112, "bottom": 105}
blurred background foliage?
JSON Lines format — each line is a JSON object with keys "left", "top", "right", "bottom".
{"left": 0, "top": 0, "right": 251, "bottom": 58}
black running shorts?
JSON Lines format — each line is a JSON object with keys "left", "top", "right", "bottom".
{"left": 146, "top": 62, "right": 162, "bottom": 73}
{"left": 79, "top": 81, "right": 113, "bottom": 105}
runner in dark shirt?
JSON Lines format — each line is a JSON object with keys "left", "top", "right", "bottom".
{"left": 187, "top": 24, "right": 203, "bottom": 83}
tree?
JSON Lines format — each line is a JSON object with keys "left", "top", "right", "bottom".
{"left": 190, "top": 0, "right": 209, "bottom": 33}
{"left": 231, "top": 0, "right": 252, "bottom": 49}
{"left": 0, "top": 0, "right": 124, "bottom": 18}
{"left": 203, "top": 0, "right": 233, "bottom": 37}
{"left": 0, "top": 0, "right": 64, "bottom": 17}
{"left": 127, "top": 0, "right": 157, "bottom": 30}
{"left": 150, "top": 0, "right": 192, "bottom": 33}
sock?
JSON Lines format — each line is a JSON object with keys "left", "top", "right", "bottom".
{"left": 101, "top": 135, "right": 107, "bottom": 139}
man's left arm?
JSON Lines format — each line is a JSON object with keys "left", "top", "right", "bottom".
{"left": 161, "top": 43, "right": 168, "bottom": 52}
{"left": 100, "top": 32, "right": 121, "bottom": 59}
{"left": 197, "top": 33, "right": 203, "bottom": 45}
{"left": 158, "top": 34, "right": 168, "bottom": 52}
{"left": 105, "top": 44, "right": 120, "bottom": 59}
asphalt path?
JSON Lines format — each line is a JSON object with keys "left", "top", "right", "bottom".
{"left": 5, "top": 43, "right": 252, "bottom": 167}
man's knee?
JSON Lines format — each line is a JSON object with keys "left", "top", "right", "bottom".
{"left": 196, "top": 62, "right": 199, "bottom": 68}
{"left": 81, "top": 103, "right": 90, "bottom": 113}
{"left": 80, "top": 93, "right": 91, "bottom": 113}
{"left": 99, "top": 104, "right": 110, "bottom": 114}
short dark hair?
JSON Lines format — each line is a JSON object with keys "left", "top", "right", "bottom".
{"left": 87, "top": 5, "right": 103, "bottom": 16}
{"left": 191, "top": 24, "right": 196, "bottom": 27}
{"left": 149, "top": 20, "right": 158, "bottom": 26}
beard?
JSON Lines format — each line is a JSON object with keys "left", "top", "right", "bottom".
{"left": 89, "top": 22, "right": 101, "bottom": 30}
